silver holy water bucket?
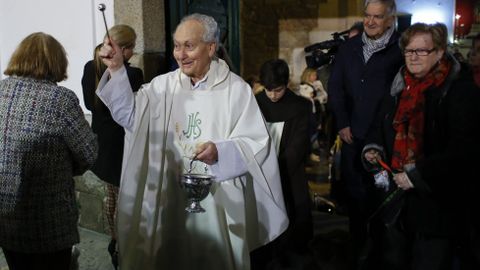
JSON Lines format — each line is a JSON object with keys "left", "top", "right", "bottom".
{"left": 179, "top": 173, "right": 213, "bottom": 213}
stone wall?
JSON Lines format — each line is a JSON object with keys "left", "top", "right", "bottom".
{"left": 115, "top": 0, "right": 168, "bottom": 82}
{"left": 110, "top": 0, "right": 366, "bottom": 85}
{"left": 241, "top": 0, "right": 363, "bottom": 86}
{"left": 75, "top": 171, "right": 109, "bottom": 234}
{"left": 75, "top": 114, "right": 109, "bottom": 234}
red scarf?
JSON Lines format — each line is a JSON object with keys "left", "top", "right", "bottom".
{"left": 391, "top": 58, "right": 451, "bottom": 171}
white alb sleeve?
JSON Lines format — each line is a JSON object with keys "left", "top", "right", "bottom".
{"left": 96, "top": 65, "right": 136, "bottom": 132}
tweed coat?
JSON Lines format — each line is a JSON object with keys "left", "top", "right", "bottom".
{"left": 0, "top": 76, "right": 98, "bottom": 252}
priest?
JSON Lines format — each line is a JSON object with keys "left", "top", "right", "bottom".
{"left": 96, "top": 13, "right": 288, "bottom": 270}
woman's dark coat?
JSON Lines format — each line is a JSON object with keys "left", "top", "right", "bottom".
{"left": 365, "top": 57, "right": 480, "bottom": 236}
{"left": 81, "top": 61, "right": 144, "bottom": 186}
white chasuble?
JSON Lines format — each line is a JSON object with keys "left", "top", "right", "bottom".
{"left": 98, "top": 59, "right": 288, "bottom": 270}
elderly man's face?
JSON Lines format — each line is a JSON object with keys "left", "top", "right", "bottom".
{"left": 469, "top": 40, "right": 480, "bottom": 68}
{"left": 404, "top": 33, "right": 444, "bottom": 78}
{"left": 363, "top": 2, "right": 394, "bottom": 40}
{"left": 173, "top": 20, "right": 216, "bottom": 83}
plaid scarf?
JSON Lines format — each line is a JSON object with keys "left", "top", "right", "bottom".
{"left": 391, "top": 58, "right": 451, "bottom": 170}
{"left": 362, "top": 26, "right": 394, "bottom": 63}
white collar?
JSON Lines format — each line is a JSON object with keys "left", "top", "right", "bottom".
{"left": 191, "top": 75, "right": 208, "bottom": 90}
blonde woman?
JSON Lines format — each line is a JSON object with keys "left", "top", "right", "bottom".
{"left": 300, "top": 67, "right": 327, "bottom": 105}
{"left": 81, "top": 24, "right": 144, "bottom": 269}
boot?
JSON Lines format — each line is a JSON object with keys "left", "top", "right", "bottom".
{"left": 108, "top": 239, "right": 119, "bottom": 270}
{"left": 70, "top": 245, "right": 80, "bottom": 270}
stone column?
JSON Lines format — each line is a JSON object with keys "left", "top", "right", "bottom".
{"left": 114, "top": 0, "right": 167, "bottom": 82}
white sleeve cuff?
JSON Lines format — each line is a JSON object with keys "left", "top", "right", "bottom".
{"left": 208, "top": 140, "right": 248, "bottom": 182}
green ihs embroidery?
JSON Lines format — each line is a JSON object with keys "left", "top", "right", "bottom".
{"left": 182, "top": 112, "right": 202, "bottom": 139}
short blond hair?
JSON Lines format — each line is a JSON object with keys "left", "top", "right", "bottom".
{"left": 301, "top": 68, "right": 317, "bottom": 84}
{"left": 109, "top": 24, "right": 137, "bottom": 49}
{"left": 4, "top": 32, "right": 68, "bottom": 82}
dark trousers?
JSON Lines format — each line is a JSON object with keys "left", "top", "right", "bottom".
{"left": 340, "top": 139, "right": 376, "bottom": 268}
{"left": 456, "top": 223, "right": 480, "bottom": 270}
{"left": 3, "top": 247, "right": 72, "bottom": 270}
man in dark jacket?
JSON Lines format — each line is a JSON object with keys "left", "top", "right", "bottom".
{"left": 327, "top": 0, "right": 404, "bottom": 266}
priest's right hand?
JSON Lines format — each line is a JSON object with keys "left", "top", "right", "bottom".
{"left": 99, "top": 38, "right": 124, "bottom": 73}
{"left": 195, "top": 141, "right": 218, "bottom": 165}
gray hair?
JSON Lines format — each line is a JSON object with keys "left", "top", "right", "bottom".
{"left": 109, "top": 24, "right": 137, "bottom": 49}
{"left": 399, "top": 23, "right": 448, "bottom": 51}
{"left": 179, "top": 13, "right": 220, "bottom": 45}
{"left": 364, "top": 0, "right": 397, "bottom": 17}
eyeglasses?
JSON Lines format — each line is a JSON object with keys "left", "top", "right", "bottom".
{"left": 404, "top": 48, "right": 436, "bottom": 56}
